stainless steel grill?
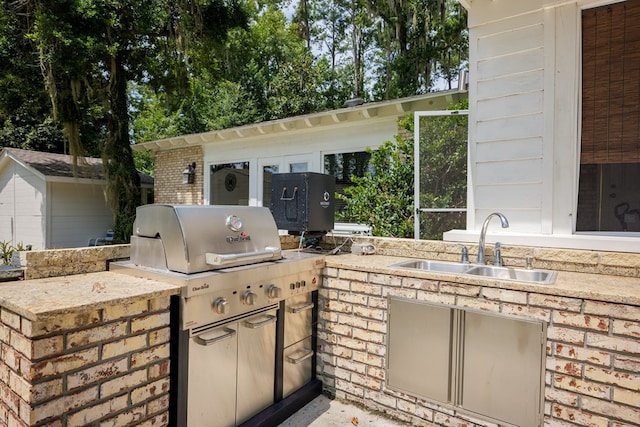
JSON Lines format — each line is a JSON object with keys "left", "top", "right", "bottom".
{"left": 130, "top": 204, "right": 282, "bottom": 273}
{"left": 111, "top": 204, "right": 324, "bottom": 427}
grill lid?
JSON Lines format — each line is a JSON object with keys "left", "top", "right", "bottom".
{"left": 131, "top": 204, "right": 282, "bottom": 274}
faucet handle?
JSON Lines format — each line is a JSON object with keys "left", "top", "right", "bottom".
{"left": 525, "top": 256, "right": 533, "bottom": 270}
{"left": 460, "top": 246, "right": 469, "bottom": 264}
{"left": 494, "top": 242, "right": 502, "bottom": 266}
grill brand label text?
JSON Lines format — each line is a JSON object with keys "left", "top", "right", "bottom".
{"left": 226, "top": 232, "right": 251, "bottom": 243}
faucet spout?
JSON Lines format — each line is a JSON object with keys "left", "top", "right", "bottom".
{"left": 477, "top": 212, "right": 509, "bottom": 264}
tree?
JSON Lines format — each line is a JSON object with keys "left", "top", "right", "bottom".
{"left": 0, "top": 3, "right": 68, "bottom": 153}
{"left": 222, "top": 5, "right": 327, "bottom": 120}
{"left": 368, "top": 0, "right": 467, "bottom": 97}
{"left": 433, "top": 1, "right": 468, "bottom": 89}
{"left": 6, "top": 0, "right": 247, "bottom": 241}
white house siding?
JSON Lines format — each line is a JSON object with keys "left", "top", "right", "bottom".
{"left": 469, "top": 7, "right": 547, "bottom": 234}
{"left": 0, "top": 165, "right": 14, "bottom": 245}
{"left": 203, "top": 119, "right": 400, "bottom": 206}
{"left": 0, "top": 162, "right": 46, "bottom": 249}
{"left": 48, "top": 182, "right": 113, "bottom": 248}
{"left": 446, "top": 0, "right": 639, "bottom": 252}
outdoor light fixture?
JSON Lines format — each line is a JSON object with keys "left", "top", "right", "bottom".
{"left": 182, "top": 162, "right": 196, "bottom": 184}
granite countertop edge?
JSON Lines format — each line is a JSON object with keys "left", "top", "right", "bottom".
{"left": 0, "top": 271, "right": 182, "bottom": 321}
{"left": 324, "top": 254, "right": 640, "bottom": 306}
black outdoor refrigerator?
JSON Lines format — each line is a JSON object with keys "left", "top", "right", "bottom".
{"left": 270, "top": 172, "right": 336, "bottom": 237}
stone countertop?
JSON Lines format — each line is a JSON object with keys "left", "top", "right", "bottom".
{"left": 0, "top": 271, "right": 181, "bottom": 320}
{"left": 324, "top": 254, "right": 640, "bottom": 306}
{"left": 0, "top": 265, "right": 23, "bottom": 282}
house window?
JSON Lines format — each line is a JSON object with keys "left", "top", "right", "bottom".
{"left": 577, "top": 0, "right": 640, "bottom": 232}
{"left": 210, "top": 162, "right": 250, "bottom": 205}
{"left": 324, "top": 151, "right": 372, "bottom": 211}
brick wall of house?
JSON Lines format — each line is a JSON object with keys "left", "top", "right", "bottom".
{"left": 317, "top": 267, "right": 640, "bottom": 426}
{"left": 154, "top": 147, "right": 203, "bottom": 205}
{"left": 0, "top": 296, "right": 172, "bottom": 426}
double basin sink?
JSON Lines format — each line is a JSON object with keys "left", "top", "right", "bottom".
{"left": 390, "top": 259, "right": 557, "bottom": 285}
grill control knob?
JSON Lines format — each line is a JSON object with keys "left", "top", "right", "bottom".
{"left": 242, "top": 291, "right": 257, "bottom": 306}
{"left": 267, "top": 285, "right": 281, "bottom": 299}
{"left": 213, "top": 298, "right": 228, "bottom": 314}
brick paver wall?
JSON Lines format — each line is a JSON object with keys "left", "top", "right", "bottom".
{"left": 0, "top": 297, "right": 171, "bottom": 426}
{"left": 153, "top": 147, "right": 203, "bottom": 205}
{"left": 317, "top": 267, "right": 640, "bottom": 426}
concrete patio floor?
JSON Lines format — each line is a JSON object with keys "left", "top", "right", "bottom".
{"left": 278, "top": 394, "right": 409, "bottom": 427}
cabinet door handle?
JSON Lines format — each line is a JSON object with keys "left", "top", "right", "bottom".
{"left": 288, "top": 303, "right": 314, "bottom": 314}
{"left": 286, "top": 349, "right": 314, "bottom": 365}
{"left": 243, "top": 314, "right": 277, "bottom": 329}
{"left": 194, "top": 327, "right": 236, "bottom": 346}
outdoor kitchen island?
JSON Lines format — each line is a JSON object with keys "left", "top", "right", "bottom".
{"left": 1, "top": 242, "right": 638, "bottom": 427}
{"left": 318, "top": 252, "right": 640, "bottom": 427}
{"left": 0, "top": 271, "right": 181, "bottom": 426}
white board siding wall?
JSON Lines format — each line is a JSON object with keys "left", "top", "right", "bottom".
{"left": 203, "top": 118, "right": 399, "bottom": 206}
{"left": 48, "top": 182, "right": 113, "bottom": 248}
{"left": 451, "top": 0, "right": 640, "bottom": 252}
{"left": 469, "top": 10, "right": 547, "bottom": 234}
{"left": 0, "top": 166, "right": 15, "bottom": 245}
{"left": 0, "top": 163, "right": 46, "bottom": 249}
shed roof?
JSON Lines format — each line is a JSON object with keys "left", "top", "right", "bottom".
{"left": 0, "top": 147, "right": 154, "bottom": 186}
{"left": 134, "top": 90, "right": 467, "bottom": 151}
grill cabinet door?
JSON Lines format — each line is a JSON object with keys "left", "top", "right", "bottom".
{"left": 284, "top": 293, "right": 314, "bottom": 347}
{"left": 188, "top": 326, "right": 238, "bottom": 427}
{"left": 283, "top": 337, "right": 314, "bottom": 397}
{"left": 236, "top": 310, "right": 277, "bottom": 424}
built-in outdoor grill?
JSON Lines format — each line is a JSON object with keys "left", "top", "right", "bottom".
{"left": 111, "top": 204, "right": 325, "bottom": 427}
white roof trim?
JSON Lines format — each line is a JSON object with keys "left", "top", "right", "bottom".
{"left": 1, "top": 149, "right": 48, "bottom": 181}
{"left": 133, "top": 90, "right": 467, "bottom": 152}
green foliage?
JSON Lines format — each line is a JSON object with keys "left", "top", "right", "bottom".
{"left": 0, "top": 241, "right": 13, "bottom": 266}
{"left": 370, "top": 0, "right": 468, "bottom": 98}
{"left": 433, "top": 2, "right": 469, "bottom": 89}
{"left": 417, "top": 100, "right": 468, "bottom": 239}
{"left": 133, "top": 150, "right": 154, "bottom": 178}
{"left": 222, "top": 6, "right": 326, "bottom": 121}
{"left": 129, "top": 83, "right": 181, "bottom": 143}
{"left": 0, "top": 241, "right": 30, "bottom": 266}
{"left": 337, "top": 100, "right": 468, "bottom": 240}
{"left": 0, "top": 4, "right": 67, "bottom": 153}
{"left": 337, "top": 130, "right": 415, "bottom": 238}
{"left": 1, "top": 0, "right": 469, "bottom": 214}
{"left": 177, "top": 79, "right": 261, "bottom": 133}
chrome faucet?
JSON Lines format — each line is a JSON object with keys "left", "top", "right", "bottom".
{"left": 477, "top": 212, "right": 509, "bottom": 265}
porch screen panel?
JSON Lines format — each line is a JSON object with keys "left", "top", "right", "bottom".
{"left": 581, "top": 0, "right": 640, "bottom": 164}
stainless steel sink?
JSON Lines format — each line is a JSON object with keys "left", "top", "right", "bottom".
{"left": 390, "top": 260, "right": 472, "bottom": 274}
{"left": 389, "top": 260, "right": 556, "bottom": 285}
{"left": 465, "top": 265, "right": 556, "bottom": 284}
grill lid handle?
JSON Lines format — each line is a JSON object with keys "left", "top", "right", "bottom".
{"left": 205, "top": 247, "right": 282, "bottom": 267}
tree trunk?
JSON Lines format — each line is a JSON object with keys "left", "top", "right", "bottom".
{"left": 104, "top": 50, "right": 141, "bottom": 242}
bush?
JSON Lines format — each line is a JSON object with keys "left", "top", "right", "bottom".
{"left": 0, "top": 241, "right": 31, "bottom": 266}
{"left": 336, "top": 101, "right": 468, "bottom": 239}
{"left": 337, "top": 131, "right": 414, "bottom": 238}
